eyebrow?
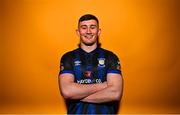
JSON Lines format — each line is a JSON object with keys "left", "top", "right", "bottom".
{"left": 80, "top": 24, "right": 97, "bottom": 27}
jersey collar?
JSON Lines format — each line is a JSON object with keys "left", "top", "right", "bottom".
{"left": 79, "top": 47, "right": 100, "bottom": 55}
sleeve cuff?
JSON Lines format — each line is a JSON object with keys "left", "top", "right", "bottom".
{"left": 60, "top": 70, "right": 74, "bottom": 74}
{"left": 107, "top": 70, "right": 121, "bottom": 74}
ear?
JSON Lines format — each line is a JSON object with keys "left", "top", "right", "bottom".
{"left": 76, "top": 29, "right": 80, "bottom": 37}
{"left": 98, "top": 28, "right": 101, "bottom": 36}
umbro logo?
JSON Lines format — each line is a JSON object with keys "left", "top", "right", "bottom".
{"left": 74, "top": 60, "right": 81, "bottom": 66}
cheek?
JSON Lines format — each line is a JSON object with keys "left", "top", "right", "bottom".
{"left": 79, "top": 30, "right": 86, "bottom": 35}
{"left": 91, "top": 30, "right": 99, "bottom": 34}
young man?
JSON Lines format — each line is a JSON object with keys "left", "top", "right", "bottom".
{"left": 58, "top": 14, "right": 123, "bottom": 114}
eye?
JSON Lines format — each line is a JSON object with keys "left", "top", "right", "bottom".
{"left": 90, "top": 25, "right": 97, "bottom": 29}
{"left": 80, "top": 25, "right": 87, "bottom": 29}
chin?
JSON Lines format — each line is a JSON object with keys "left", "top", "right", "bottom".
{"left": 83, "top": 42, "right": 96, "bottom": 46}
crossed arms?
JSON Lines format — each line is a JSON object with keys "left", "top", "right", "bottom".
{"left": 58, "top": 73, "right": 123, "bottom": 103}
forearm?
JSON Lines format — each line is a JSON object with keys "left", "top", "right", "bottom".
{"left": 81, "top": 85, "right": 123, "bottom": 103}
{"left": 60, "top": 82, "right": 107, "bottom": 100}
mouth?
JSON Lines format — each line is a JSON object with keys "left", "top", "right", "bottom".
{"left": 84, "top": 35, "right": 93, "bottom": 39}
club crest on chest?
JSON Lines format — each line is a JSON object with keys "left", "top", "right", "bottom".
{"left": 98, "top": 58, "right": 105, "bottom": 67}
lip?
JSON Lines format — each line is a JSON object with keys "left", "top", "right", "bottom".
{"left": 84, "top": 35, "right": 93, "bottom": 39}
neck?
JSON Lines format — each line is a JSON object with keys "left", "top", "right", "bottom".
{"left": 80, "top": 43, "right": 97, "bottom": 53}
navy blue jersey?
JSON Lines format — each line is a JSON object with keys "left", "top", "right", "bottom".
{"left": 59, "top": 47, "right": 122, "bottom": 114}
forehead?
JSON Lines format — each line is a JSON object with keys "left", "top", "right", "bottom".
{"left": 79, "top": 19, "right": 98, "bottom": 26}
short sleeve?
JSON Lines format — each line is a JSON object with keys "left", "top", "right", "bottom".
{"left": 59, "top": 52, "right": 74, "bottom": 75}
{"left": 107, "top": 52, "right": 122, "bottom": 75}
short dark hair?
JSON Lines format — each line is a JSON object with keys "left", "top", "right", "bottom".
{"left": 78, "top": 14, "right": 99, "bottom": 26}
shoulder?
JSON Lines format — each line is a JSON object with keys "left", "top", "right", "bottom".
{"left": 99, "top": 48, "right": 118, "bottom": 58}
{"left": 61, "top": 48, "right": 79, "bottom": 60}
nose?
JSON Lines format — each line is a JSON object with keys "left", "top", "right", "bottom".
{"left": 87, "top": 27, "right": 91, "bottom": 34}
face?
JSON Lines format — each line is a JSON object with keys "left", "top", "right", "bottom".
{"left": 76, "top": 19, "right": 101, "bottom": 46}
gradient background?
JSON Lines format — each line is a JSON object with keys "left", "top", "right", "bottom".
{"left": 0, "top": 0, "right": 180, "bottom": 114}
